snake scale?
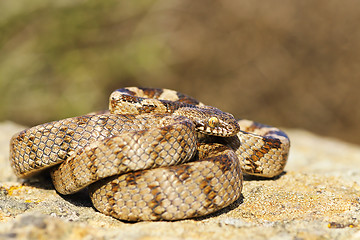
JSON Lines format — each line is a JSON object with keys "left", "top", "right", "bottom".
{"left": 9, "top": 87, "right": 290, "bottom": 221}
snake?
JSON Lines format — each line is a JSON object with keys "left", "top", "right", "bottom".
{"left": 9, "top": 87, "right": 290, "bottom": 221}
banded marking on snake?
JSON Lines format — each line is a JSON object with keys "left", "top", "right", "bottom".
{"left": 9, "top": 87, "right": 290, "bottom": 221}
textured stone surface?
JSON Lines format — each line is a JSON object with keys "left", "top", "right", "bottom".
{"left": 1, "top": 122, "right": 360, "bottom": 239}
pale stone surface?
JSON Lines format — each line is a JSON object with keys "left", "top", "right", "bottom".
{"left": 1, "top": 122, "right": 359, "bottom": 239}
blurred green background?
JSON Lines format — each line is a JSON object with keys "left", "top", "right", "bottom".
{"left": 1, "top": 0, "right": 359, "bottom": 145}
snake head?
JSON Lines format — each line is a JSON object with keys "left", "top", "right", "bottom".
{"left": 175, "top": 106, "right": 240, "bottom": 137}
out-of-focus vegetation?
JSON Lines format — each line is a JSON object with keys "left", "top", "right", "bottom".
{"left": 1, "top": 0, "right": 359, "bottom": 145}
{"left": 0, "top": 0, "right": 172, "bottom": 123}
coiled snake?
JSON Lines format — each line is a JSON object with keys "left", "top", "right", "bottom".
{"left": 9, "top": 87, "right": 290, "bottom": 221}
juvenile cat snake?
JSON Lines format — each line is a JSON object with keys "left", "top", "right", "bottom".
{"left": 10, "top": 87, "right": 290, "bottom": 221}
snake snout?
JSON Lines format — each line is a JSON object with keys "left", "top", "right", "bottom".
{"left": 194, "top": 116, "right": 240, "bottom": 137}
{"left": 180, "top": 106, "right": 240, "bottom": 137}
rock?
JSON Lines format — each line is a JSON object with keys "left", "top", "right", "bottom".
{"left": 0, "top": 122, "right": 359, "bottom": 239}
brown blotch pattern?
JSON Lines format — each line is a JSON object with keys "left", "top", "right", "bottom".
{"left": 9, "top": 87, "right": 289, "bottom": 221}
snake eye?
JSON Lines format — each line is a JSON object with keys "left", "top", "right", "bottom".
{"left": 208, "top": 116, "right": 219, "bottom": 128}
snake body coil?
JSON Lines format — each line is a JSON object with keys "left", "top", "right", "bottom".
{"left": 10, "top": 87, "right": 290, "bottom": 221}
